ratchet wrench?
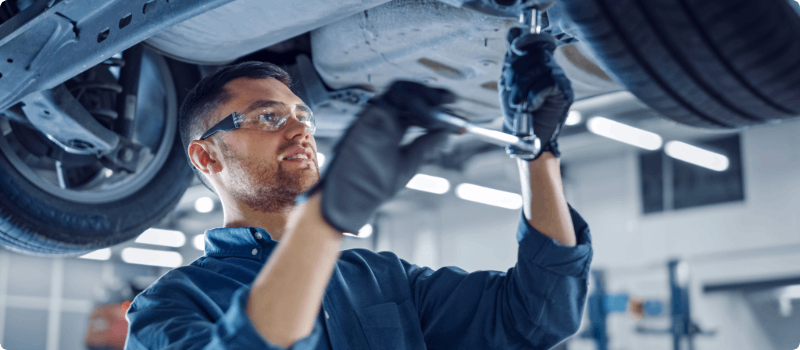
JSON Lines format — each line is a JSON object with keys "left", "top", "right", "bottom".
{"left": 421, "top": 6, "right": 552, "bottom": 160}
{"left": 429, "top": 110, "right": 542, "bottom": 158}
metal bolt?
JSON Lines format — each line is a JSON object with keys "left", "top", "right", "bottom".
{"left": 67, "top": 139, "right": 94, "bottom": 151}
{"left": 519, "top": 8, "right": 542, "bottom": 34}
{"left": 119, "top": 148, "right": 135, "bottom": 162}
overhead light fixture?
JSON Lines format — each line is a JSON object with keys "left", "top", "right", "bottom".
{"left": 455, "top": 183, "right": 523, "bottom": 210}
{"left": 782, "top": 284, "right": 800, "bottom": 299}
{"left": 665, "top": 141, "right": 729, "bottom": 171}
{"left": 779, "top": 284, "right": 800, "bottom": 317}
{"left": 193, "top": 234, "right": 206, "bottom": 251}
{"left": 135, "top": 228, "right": 186, "bottom": 248}
{"left": 121, "top": 248, "right": 183, "bottom": 268}
{"left": 79, "top": 248, "right": 111, "bottom": 261}
{"left": 343, "top": 224, "right": 373, "bottom": 238}
{"left": 194, "top": 197, "right": 215, "bottom": 213}
{"left": 587, "top": 116, "right": 663, "bottom": 150}
{"left": 406, "top": 174, "right": 450, "bottom": 194}
{"left": 565, "top": 110, "right": 582, "bottom": 126}
{"left": 317, "top": 152, "right": 326, "bottom": 167}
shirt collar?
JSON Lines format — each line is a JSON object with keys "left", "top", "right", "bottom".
{"left": 204, "top": 226, "right": 277, "bottom": 260}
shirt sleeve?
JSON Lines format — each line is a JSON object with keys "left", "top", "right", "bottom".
{"left": 402, "top": 204, "right": 593, "bottom": 350}
{"left": 124, "top": 272, "right": 324, "bottom": 350}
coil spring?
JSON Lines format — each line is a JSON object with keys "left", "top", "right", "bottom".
{"left": 66, "top": 59, "right": 127, "bottom": 127}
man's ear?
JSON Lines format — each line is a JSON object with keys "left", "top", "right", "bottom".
{"left": 188, "top": 140, "right": 223, "bottom": 175}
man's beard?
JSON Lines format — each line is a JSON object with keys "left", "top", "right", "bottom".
{"left": 221, "top": 142, "right": 319, "bottom": 213}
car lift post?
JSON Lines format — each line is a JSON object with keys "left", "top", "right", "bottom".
{"left": 581, "top": 261, "right": 717, "bottom": 350}
{"left": 635, "top": 259, "right": 714, "bottom": 350}
{"left": 586, "top": 270, "right": 610, "bottom": 350}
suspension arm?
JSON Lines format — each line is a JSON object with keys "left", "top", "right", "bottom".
{"left": 0, "top": 0, "right": 235, "bottom": 112}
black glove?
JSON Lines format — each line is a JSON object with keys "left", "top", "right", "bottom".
{"left": 314, "top": 81, "right": 455, "bottom": 234}
{"left": 499, "top": 27, "right": 574, "bottom": 159}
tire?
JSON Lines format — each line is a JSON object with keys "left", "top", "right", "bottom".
{"left": 0, "top": 50, "right": 200, "bottom": 256}
{"left": 549, "top": 0, "right": 800, "bottom": 128}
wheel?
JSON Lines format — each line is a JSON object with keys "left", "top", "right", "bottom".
{"left": 0, "top": 48, "right": 199, "bottom": 255}
{"left": 548, "top": 0, "right": 800, "bottom": 128}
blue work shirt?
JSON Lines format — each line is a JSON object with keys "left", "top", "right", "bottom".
{"left": 125, "top": 208, "right": 593, "bottom": 349}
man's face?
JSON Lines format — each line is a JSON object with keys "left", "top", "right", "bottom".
{"left": 210, "top": 77, "right": 319, "bottom": 212}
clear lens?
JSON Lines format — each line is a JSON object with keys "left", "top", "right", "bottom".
{"left": 297, "top": 105, "right": 316, "bottom": 134}
{"left": 242, "top": 103, "right": 315, "bottom": 134}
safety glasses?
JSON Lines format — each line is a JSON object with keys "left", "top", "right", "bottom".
{"left": 200, "top": 102, "right": 315, "bottom": 140}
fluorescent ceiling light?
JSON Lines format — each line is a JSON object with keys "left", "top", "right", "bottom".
{"left": 587, "top": 117, "right": 663, "bottom": 150}
{"left": 121, "top": 248, "right": 183, "bottom": 268}
{"left": 135, "top": 228, "right": 186, "bottom": 248}
{"left": 343, "top": 224, "right": 373, "bottom": 239}
{"left": 665, "top": 141, "right": 729, "bottom": 171}
{"left": 406, "top": 174, "right": 450, "bottom": 194}
{"left": 782, "top": 284, "right": 800, "bottom": 300}
{"left": 779, "top": 284, "right": 800, "bottom": 317}
{"left": 193, "top": 234, "right": 206, "bottom": 251}
{"left": 194, "top": 197, "right": 214, "bottom": 213}
{"left": 455, "top": 184, "right": 523, "bottom": 210}
{"left": 565, "top": 110, "right": 582, "bottom": 126}
{"left": 79, "top": 248, "right": 111, "bottom": 261}
{"left": 317, "top": 152, "right": 326, "bottom": 167}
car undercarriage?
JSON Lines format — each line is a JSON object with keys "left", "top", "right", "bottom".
{"left": 0, "top": 0, "right": 799, "bottom": 254}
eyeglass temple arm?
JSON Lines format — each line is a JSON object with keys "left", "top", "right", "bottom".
{"left": 199, "top": 112, "right": 240, "bottom": 140}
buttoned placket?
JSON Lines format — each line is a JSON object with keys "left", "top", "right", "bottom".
{"left": 250, "top": 227, "right": 336, "bottom": 346}
{"left": 322, "top": 266, "right": 360, "bottom": 350}
{"left": 322, "top": 295, "right": 338, "bottom": 348}
{"left": 251, "top": 229, "right": 266, "bottom": 259}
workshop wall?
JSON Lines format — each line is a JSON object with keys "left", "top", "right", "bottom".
{"left": 377, "top": 153, "right": 523, "bottom": 274}
{"left": 560, "top": 118, "right": 800, "bottom": 350}
{"left": 0, "top": 248, "right": 163, "bottom": 350}
{"left": 374, "top": 117, "right": 800, "bottom": 350}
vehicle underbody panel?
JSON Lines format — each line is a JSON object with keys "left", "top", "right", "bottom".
{"left": 144, "top": 0, "right": 391, "bottom": 65}
{"left": 310, "top": 0, "right": 620, "bottom": 123}
{"left": 145, "top": 0, "right": 621, "bottom": 126}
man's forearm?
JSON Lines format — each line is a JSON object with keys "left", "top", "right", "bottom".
{"left": 246, "top": 194, "right": 343, "bottom": 347}
{"left": 517, "top": 152, "right": 577, "bottom": 246}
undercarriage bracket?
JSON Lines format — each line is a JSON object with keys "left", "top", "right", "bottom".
{"left": 0, "top": 0, "right": 235, "bottom": 111}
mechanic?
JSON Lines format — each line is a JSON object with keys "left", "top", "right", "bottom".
{"left": 125, "top": 27, "right": 592, "bottom": 349}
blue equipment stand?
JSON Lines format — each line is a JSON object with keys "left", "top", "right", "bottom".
{"left": 583, "top": 260, "right": 712, "bottom": 350}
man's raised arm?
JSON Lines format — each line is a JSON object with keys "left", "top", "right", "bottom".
{"left": 401, "top": 28, "right": 592, "bottom": 349}
{"left": 246, "top": 82, "right": 454, "bottom": 347}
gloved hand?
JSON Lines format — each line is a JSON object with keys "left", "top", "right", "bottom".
{"left": 499, "top": 27, "right": 574, "bottom": 159}
{"left": 313, "top": 81, "right": 455, "bottom": 234}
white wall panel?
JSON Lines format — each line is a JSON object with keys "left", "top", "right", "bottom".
{"left": 559, "top": 119, "right": 800, "bottom": 350}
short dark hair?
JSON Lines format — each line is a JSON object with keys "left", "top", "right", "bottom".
{"left": 178, "top": 61, "right": 292, "bottom": 191}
